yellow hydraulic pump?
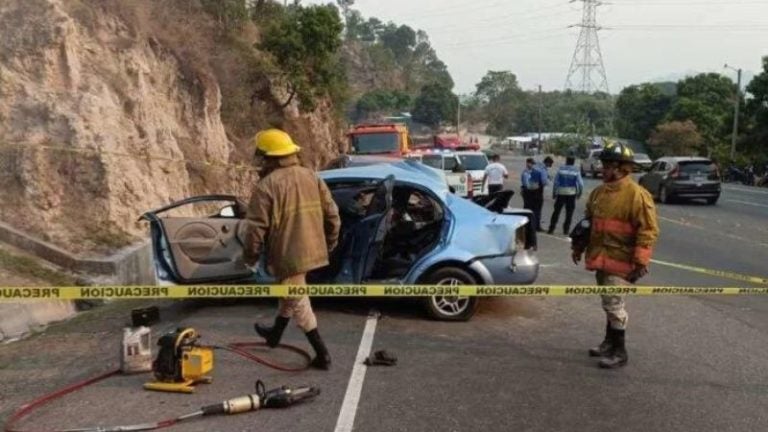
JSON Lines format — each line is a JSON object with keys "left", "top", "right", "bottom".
{"left": 144, "top": 327, "right": 214, "bottom": 394}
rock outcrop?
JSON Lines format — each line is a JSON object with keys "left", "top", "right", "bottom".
{"left": 0, "top": 0, "right": 344, "bottom": 255}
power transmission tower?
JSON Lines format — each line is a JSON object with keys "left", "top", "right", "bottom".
{"left": 565, "top": 0, "right": 609, "bottom": 94}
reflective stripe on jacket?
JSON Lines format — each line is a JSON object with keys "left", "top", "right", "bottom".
{"left": 553, "top": 165, "right": 583, "bottom": 197}
{"left": 584, "top": 176, "right": 659, "bottom": 278}
{"left": 243, "top": 155, "right": 341, "bottom": 279}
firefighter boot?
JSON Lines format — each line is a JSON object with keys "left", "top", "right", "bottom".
{"left": 588, "top": 321, "right": 612, "bottom": 357}
{"left": 598, "top": 328, "right": 628, "bottom": 369}
{"left": 305, "top": 328, "right": 332, "bottom": 370}
{"left": 254, "top": 316, "right": 290, "bottom": 348}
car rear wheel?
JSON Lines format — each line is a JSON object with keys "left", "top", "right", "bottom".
{"left": 706, "top": 196, "right": 719, "bottom": 205}
{"left": 659, "top": 185, "right": 672, "bottom": 204}
{"left": 422, "top": 267, "right": 479, "bottom": 321}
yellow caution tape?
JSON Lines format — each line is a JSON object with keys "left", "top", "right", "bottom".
{"left": 2, "top": 285, "right": 768, "bottom": 301}
{"left": 651, "top": 259, "right": 768, "bottom": 286}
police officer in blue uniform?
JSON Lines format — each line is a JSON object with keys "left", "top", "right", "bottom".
{"left": 548, "top": 153, "right": 584, "bottom": 235}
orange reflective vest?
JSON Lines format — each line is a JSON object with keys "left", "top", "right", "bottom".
{"left": 584, "top": 176, "right": 659, "bottom": 279}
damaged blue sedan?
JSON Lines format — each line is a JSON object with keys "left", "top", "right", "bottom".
{"left": 141, "top": 160, "right": 539, "bottom": 321}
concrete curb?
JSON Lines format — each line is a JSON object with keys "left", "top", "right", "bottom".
{"left": 0, "top": 222, "right": 157, "bottom": 342}
{"left": 0, "top": 221, "right": 156, "bottom": 285}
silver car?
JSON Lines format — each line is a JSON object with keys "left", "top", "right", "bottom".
{"left": 638, "top": 157, "right": 722, "bottom": 205}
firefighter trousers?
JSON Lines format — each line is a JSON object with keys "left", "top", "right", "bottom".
{"left": 277, "top": 273, "right": 318, "bottom": 332}
{"left": 596, "top": 271, "right": 629, "bottom": 330}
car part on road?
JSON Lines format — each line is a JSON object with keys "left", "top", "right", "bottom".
{"left": 4, "top": 339, "right": 314, "bottom": 432}
{"left": 364, "top": 350, "right": 398, "bottom": 366}
{"left": 4, "top": 379, "right": 319, "bottom": 432}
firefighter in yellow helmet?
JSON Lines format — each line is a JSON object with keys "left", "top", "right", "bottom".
{"left": 571, "top": 141, "right": 659, "bottom": 369}
{"left": 243, "top": 128, "right": 341, "bottom": 370}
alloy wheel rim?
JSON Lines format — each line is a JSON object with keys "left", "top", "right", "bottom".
{"left": 431, "top": 277, "right": 470, "bottom": 316}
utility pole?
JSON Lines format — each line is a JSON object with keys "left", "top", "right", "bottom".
{"left": 565, "top": 0, "right": 609, "bottom": 94}
{"left": 457, "top": 95, "right": 461, "bottom": 141}
{"left": 725, "top": 64, "right": 742, "bottom": 160}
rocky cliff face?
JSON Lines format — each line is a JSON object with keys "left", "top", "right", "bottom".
{"left": 0, "top": 0, "right": 344, "bottom": 255}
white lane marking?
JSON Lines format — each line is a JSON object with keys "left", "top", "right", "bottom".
{"left": 722, "top": 185, "right": 768, "bottom": 195}
{"left": 657, "top": 215, "right": 768, "bottom": 248}
{"left": 726, "top": 199, "right": 768, "bottom": 209}
{"left": 334, "top": 311, "right": 379, "bottom": 432}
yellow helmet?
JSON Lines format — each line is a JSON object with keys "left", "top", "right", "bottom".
{"left": 600, "top": 140, "right": 635, "bottom": 164}
{"left": 253, "top": 129, "right": 301, "bottom": 157}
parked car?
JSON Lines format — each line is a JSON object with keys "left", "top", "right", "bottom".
{"left": 456, "top": 151, "right": 491, "bottom": 197}
{"left": 633, "top": 153, "right": 653, "bottom": 172}
{"left": 405, "top": 150, "right": 472, "bottom": 198}
{"left": 140, "top": 161, "right": 539, "bottom": 321}
{"left": 638, "top": 157, "right": 721, "bottom": 205}
{"left": 580, "top": 149, "right": 603, "bottom": 178}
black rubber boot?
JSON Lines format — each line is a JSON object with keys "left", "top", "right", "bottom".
{"left": 254, "top": 316, "right": 290, "bottom": 348}
{"left": 598, "top": 328, "right": 628, "bottom": 369}
{"left": 305, "top": 328, "right": 332, "bottom": 370}
{"left": 588, "top": 321, "right": 612, "bottom": 357}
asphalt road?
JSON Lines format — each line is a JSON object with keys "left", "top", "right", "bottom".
{"left": 2, "top": 155, "right": 768, "bottom": 432}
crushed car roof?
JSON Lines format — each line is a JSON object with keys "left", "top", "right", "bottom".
{"left": 319, "top": 160, "right": 449, "bottom": 193}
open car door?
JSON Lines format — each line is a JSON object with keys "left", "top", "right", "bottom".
{"left": 339, "top": 175, "right": 395, "bottom": 283}
{"left": 140, "top": 195, "right": 255, "bottom": 284}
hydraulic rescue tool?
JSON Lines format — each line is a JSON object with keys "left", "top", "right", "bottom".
{"left": 143, "top": 327, "right": 214, "bottom": 393}
{"left": 4, "top": 380, "right": 320, "bottom": 432}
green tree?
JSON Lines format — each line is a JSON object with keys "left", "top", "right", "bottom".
{"left": 615, "top": 83, "right": 673, "bottom": 141}
{"left": 743, "top": 56, "right": 768, "bottom": 159}
{"left": 378, "top": 24, "right": 417, "bottom": 62}
{"left": 355, "top": 90, "right": 411, "bottom": 120}
{"left": 666, "top": 73, "right": 735, "bottom": 151}
{"left": 259, "top": 4, "right": 346, "bottom": 111}
{"left": 475, "top": 71, "right": 521, "bottom": 103}
{"left": 647, "top": 120, "right": 705, "bottom": 157}
{"left": 412, "top": 83, "right": 457, "bottom": 128}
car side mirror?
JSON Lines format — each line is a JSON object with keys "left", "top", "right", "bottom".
{"left": 452, "top": 164, "right": 466, "bottom": 173}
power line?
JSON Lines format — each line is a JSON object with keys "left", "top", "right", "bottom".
{"left": 609, "top": 0, "right": 766, "bottom": 5}
{"left": 607, "top": 24, "right": 768, "bottom": 31}
{"left": 565, "top": 0, "right": 610, "bottom": 94}
{"left": 442, "top": 27, "right": 570, "bottom": 48}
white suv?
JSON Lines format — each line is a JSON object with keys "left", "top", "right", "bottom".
{"left": 456, "top": 151, "right": 490, "bottom": 197}
{"left": 406, "top": 150, "right": 472, "bottom": 197}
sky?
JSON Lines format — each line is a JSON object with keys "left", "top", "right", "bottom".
{"left": 305, "top": 0, "right": 767, "bottom": 95}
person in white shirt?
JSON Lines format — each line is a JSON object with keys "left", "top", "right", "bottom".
{"left": 483, "top": 154, "right": 509, "bottom": 195}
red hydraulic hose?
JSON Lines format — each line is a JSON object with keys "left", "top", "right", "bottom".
{"left": 3, "top": 341, "right": 312, "bottom": 432}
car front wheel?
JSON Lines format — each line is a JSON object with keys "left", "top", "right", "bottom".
{"left": 422, "top": 267, "right": 479, "bottom": 321}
